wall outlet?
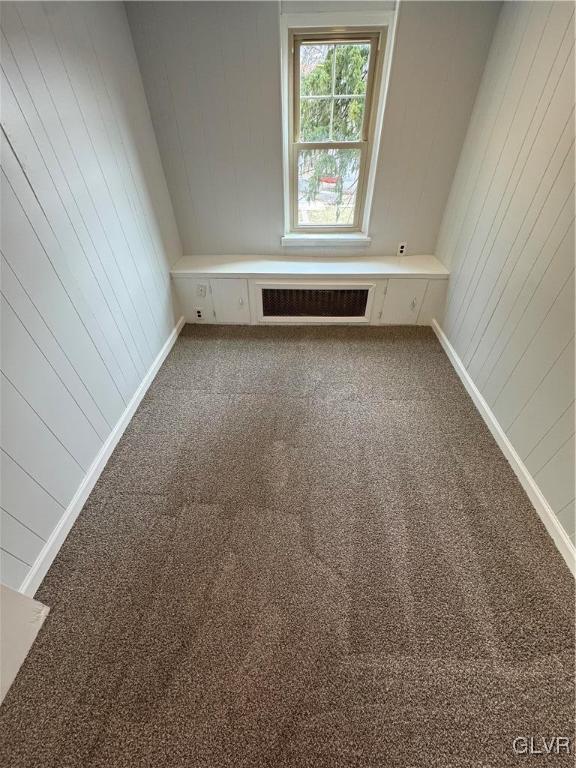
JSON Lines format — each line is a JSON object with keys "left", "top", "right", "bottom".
{"left": 397, "top": 241, "right": 408, "bottom": 257}
{"left": 195, "top": 308, "right": 203, "bottom": 319}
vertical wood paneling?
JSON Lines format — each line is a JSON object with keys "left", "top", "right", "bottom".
{"left": 1, "top": 66, "right": 143, "bottom": 394}
{"left": 1, "top": 374, "right": 84, "bottom": 506}
{"left": 0, "top": 450, "right": 63, "bottom": 540}
{"left": 443, "top": 3, "right": 550, "bottom": 330}
{"left": 2, "top": 8, "right": 156, "bottom": 377}
{"left": 127, "top": 1, "right": 499, "bottom": 257}
{"left": 469, "top": 169, "right": 574, "bottom": 388}
{"left": 45, "top": 9, "right": 166, "bottom": 339}
{"left": 0, "top": 42, "right": 147, "bottom": 387}
{"left": 557, "top": 501, "right": 576, "bottom": 540}
{"left": 1, "top": 296, "right": 103, "bottom": 469}
{"left": 0, "top": 511, "right": 44, "bottom": 568}
{"left": 523, "top": 402, "right": 575, "bottom": 475}
{"left": 455, "top": 27, "right": 574, "bottom": 358}
{"left": 1, "top": 155, "right": 127, "bottom": 425}
{"left": 0, "top": 1, "right": 182, "bottom": 590}
{"left": 0, "top": 550, "right": 29, "bottom": 593}
{"left": 81, "top": 2, "right": 182, "bottom": 273}
{"left": 1, "top": 255, "right": 111, "bottom": 440}
{"left": 534, "top": 435, "right": 575, "bottom": 514}
{"left": 436, "top": 0, "right": 575, "bottom": 542}
{"left": 492, "top": 280, "right": 574, "bottom": 427}
{"left": 14, "top": 4, "right": 161, "bottom": 359}
{"left": 434, "top": 4, "right": 521, "bottom": 270}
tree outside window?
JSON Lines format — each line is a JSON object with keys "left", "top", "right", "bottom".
{"left": 296, "top": 40, "right": 371, "bottom": 227}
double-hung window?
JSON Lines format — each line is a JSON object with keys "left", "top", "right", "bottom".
{"left": 288, "top": 27, "right": 387, "bottom": 235}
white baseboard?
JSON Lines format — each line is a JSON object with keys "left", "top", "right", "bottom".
{"left": 432, "top": 320, "right": 575, "bottom": 577}
{"left": 19, "top": 317, "right": 185, "bottom": 597}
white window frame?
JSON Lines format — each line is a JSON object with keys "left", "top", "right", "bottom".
{"left": 280, "top": 9, "right": 397, "bottom": 248}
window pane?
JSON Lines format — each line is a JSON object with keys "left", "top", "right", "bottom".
{"left": 300, "top": 98, "right": 331, "bottom": 142}
{"left": 300, "top": 44, "right": 333, "bottom": 97}
{"left": 297, "top": 148, "right": 361, "bottom": 227}
{"left": 335, "top": 42, "right": 370, "bottom": 96}
{"left": 332, "top": 97, "right": 364, "bottom": 141}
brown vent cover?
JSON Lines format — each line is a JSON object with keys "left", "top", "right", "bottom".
{"left": 262, "top": 288, "right": 368, "bottom": 317}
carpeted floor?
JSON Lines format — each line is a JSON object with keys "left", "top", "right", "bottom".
{"left": 1, "top": 325, "right": 574, "bottom": 768}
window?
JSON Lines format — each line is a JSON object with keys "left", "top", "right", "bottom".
{"left": 287, "top": 27, "right": 387, "bottom": 236}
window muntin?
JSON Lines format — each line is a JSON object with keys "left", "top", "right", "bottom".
{"left": 290, "top": 30, "right": 383, "bottom": 233}
{"left": 298, "top": 41, "right": 370, "bottom": 142}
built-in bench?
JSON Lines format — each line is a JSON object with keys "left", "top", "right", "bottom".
{"left": 170, "top": 255, "right": 449, "bottom": 326}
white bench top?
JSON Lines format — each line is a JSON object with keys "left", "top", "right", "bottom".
{"left": 171, "top": 254, "right": 449, "bottom": 280}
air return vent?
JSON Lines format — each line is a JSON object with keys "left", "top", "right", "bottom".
{"left": 262, "top": 287, "right": 369, "bottom": 318}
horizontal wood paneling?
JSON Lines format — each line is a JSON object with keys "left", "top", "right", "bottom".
{"left": 436, "top": 0, "right": 575, "bottom": 543}
{"left": 0, "top": 1, "right": 181, "bottom": 590}
{"left": 127, "top": 1, "right": 499, "bottom": 257}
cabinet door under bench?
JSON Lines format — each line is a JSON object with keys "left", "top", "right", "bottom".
{"left": 376, "top": 279, "right": 428, "bottom": 325}
{"left": 174, "top": 277, "right": 250, "bottom": 324}
{"left": 373, "top": 278, "right": 447, "bottom": 325}
{"left": 173, "top": 273, "right": 447, "bottom": 326}
{"left": 210, "top": 279, "right": 251, "bottom": 324}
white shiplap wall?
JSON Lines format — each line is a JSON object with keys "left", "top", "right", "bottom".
{"left": 436, "top": 1, "right": 575, "bottom": 542}
{"left": 126, "top": 1, "right": 500, "bottom": 258}
{"left": 0, "top": 1, "right": 182, "bottom": 590}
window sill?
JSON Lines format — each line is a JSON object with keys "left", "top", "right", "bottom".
{"left": 281, "top": 233, "right": 372, "bottom": 248}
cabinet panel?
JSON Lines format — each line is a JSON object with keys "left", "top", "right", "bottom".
{"left": 174, "top": 275, "right": 444, "bottom": 326}
{"left": 381, "top": 279, "right": 428, "bottom": 325}
{"left": 417, "top": 279, "right": 448, "bottom": 325}
{"left": 173, "top": 278, "right": 214, "bottom": 323}
{"left": 210, "top": 279, "right": 251, "bottom": 324}
{"left": 370, "top": 280, "right": 389, "bottom": 325}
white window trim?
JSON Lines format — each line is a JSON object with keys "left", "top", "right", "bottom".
{"left": 281, "top": 232, "right": 372, "bottom": 248}
{"left": 279, "top": 9, "right": 398, "bottom": 247}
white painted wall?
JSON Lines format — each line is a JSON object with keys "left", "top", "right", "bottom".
{"left": 436, "top": 1, "right": 575, "bottom": 542}
{"left": 127, "top": 0, "right": 500, "bottom": 258}
{"left": 0, "top": 1, "right": 182, "bottom": 591}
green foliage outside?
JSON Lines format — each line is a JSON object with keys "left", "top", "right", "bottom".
{"left": 298, "top": 42, "right": 369, "bottom": 220}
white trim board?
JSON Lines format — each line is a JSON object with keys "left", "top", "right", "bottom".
{"left": 171, "top": 254, "right": 449, "bottom": 280}
{"left": 432, "top": 320, "right": 575, "bottom": 577}
{"left": 281, "top": 233, "right": 372, "bottom": 248}
{"left": 19, "top": 317, "right": 185, "bottom": 597}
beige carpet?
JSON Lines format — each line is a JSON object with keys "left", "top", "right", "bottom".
{"left": 1, "top": 325, "right": 574, "bottom": 767}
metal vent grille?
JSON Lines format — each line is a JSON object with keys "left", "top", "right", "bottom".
{"left": 262, "top": 288, "right": 368, "bottom": 317}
